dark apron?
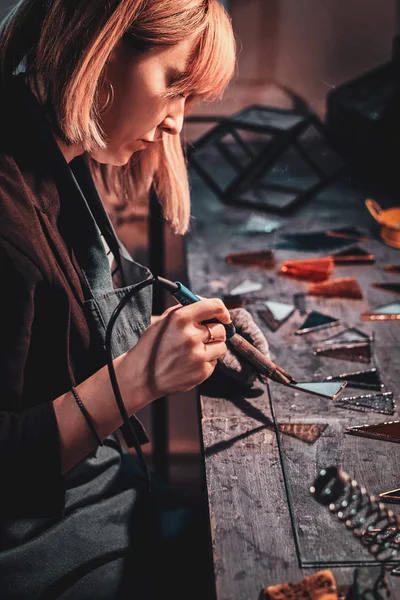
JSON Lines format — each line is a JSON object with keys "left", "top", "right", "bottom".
{"left": 0, "top": 157, "right": 190, "bottom": 600}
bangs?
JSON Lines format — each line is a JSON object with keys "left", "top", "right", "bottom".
{"left": 166, "top": 1, "right": 236, "bottom": 102}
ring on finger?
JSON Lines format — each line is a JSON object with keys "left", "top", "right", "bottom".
{"left": 204, "top": 324, "right": 215, "bottom": 344}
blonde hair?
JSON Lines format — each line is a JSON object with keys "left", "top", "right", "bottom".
{"left": 0, "top": 0, "right": 236, "bottom": 233}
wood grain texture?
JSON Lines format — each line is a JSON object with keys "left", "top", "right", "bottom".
{"left": 187, "top": 166, "right": 400, "bottom": 599}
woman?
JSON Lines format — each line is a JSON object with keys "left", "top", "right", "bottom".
{"left": 0, "top": 0, "right": 269, "bottom": 598}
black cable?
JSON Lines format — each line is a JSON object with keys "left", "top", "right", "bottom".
{"left": 105, "top": 275, "right": 158, "bottom": 494}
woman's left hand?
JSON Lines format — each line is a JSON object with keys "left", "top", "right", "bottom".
{"left": 217, "top": 307, "right": 270, "bottom": 387}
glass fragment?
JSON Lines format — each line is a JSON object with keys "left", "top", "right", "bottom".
{"left": 320, "top": 327, "right": 371, "bottom": 345}
{"left": 314, "top": 340, "right": 371, "bottom": 363}
{"left": 345, "top": 420, "right": 400, "bottom": 443}
{"left": 325, "top": 367, "right": 384, "bottom": 391}
{"left": 361, "top": 302, "right": 400, "bottom": 321}
{"left": 225, "top": 250, "right": 275, "bottom": 269}
{"left": 258, "top": 300, "right": 295, "bottom": 331}
{"left": 235, "top": 214, "right": 281, "bottom": 235}
{"left": 295, "top": 311, "right": 339, "bottom": 335}
{"left": 384, "top": 265, "right": 400, "bottom": 274}
{"left": 379, "top": 488, "right": 400, "bottom": 503}
{"left": 230, "top": 280, "right": 263, "bottom": 296}
{"left": 371, "top": 282, "right": 400, "bottom": 296}
{"left": 280, "top": 257, "right": 334, "bottom": 282}
{"left": 308, "top": 277, "right": 363, "bottom": 299}
{"left": 277, "top": 423, "right": 327, "bottom": 444}
{"left": 326, "top": 226, "right": 370, "bottom": 241}
{"left": 287, "top": 380, "right": 347, "bottom": 401}
{"left": 331, "top": 245, "right": 375, "bottom": 264}
{"left": 334, "top": 391, "right": 395, "bottom": 415}
{"left": 277, "top": 231, "right": 353, "bottom": 251}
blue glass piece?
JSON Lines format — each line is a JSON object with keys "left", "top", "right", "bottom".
{"left": 273, "top": 231, "right": 352, "bottom": 252}
{"left": 258, "top": 300, "right": 295, "bottom": 332}
{"left": 295, "top": 311, "right": 339, "bottom": 335}
{"left": 320, "top": 327, "right": 371, "bottom": 345}
{"left": 230, "top": 280, "right": 263, "bottom": 296}
{"left": 288, "top": 381, "right": 347, "bottom": 401}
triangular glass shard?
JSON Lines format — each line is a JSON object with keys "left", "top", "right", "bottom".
{"left": 361, "top": 302, "right": 400, "bottom": 321}
{"left": 308, "top": 277, "right": 363, "bottom": 299}
{"left": 384, "top": 264, "right": 400, "bottom": 274}
{"left": 371, "top": 282, "right": 400, "bottom": 296}
{"left": 335, "top": 392, "right": 395, "bottom": 415}
{"left": 225, "top": 250, "right": 275, "bottom": 269}
{"left": 392, "top": 566, "right": 400, "bottom": 576}
{"left": 287, "top": 380, "right": 347, "bottom": 401}
{"left": 320, "top": 327, "right": 371, "bottom": 345}
{"left": 277, "top": 423, "right": 327, "bottom": 444}
{"left": 314, "top": 340, "right": 371, "bottom": 363}
{"left": 379, "top": 488, "right": 400, "bottom": 503}
{"left": 277, "top": 231, "right": 353, "bottom": 251}
{"left": 331, "top": 245, "right": 375, "bottom": 264}
{"left": 345, "top": 420, "right": 400, "bottom": 443}
{"left": 295, "top": 310, "right": 339, "bottom": 335}
{"left": 230, "top": 280, "right": 263, "bottom": 296}
{"left": 280, "top": 257, "right": 334, "bottom": 282}
{"left": 326, "top": 226, "right": 370, "bottom": 242}
{"left": 325, "top": 367, "right": 384, "bottom": 391}
{"left": 258, "top": 300, "right": 295, "bottom": 331}
{"left": 235, "top": 214, "right": 281, "bottom": 235}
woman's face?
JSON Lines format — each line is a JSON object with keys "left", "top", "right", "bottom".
{"left": 91, "top": 37, "right": 196, "bottom": 166}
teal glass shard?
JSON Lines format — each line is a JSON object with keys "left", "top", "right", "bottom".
{"left": 314, "top": 340, "right": 371, "bottom": 363}
{"left": 320, "top": 327, "right": 371, "bottom": 345}
{"left": 325, "top": 367, "right": 384, "bottom": 391}
{"left": 295, "top": 310, "right": 339, "bottom": 335}
{"left": 235, "top": 214, "right": 281, "bottom": 235}
{"left": 362, "top": 302, "right": 400, "bottom": 321}
{"left": 274, "top": 231, "right": 352, "bottom": 252}
{"left": 379, "top": 488, "right": 400, "bottom": 503}
{"left": 335, "top": 392, "right": 395, "bottom": 416}
{"left": 371, "top": 282, "right": 400, "bottom": 296}
{"left": 230, "top": 280, "right": 263, "bottom": 296}
{"left": 258, "top": 300, "right": 295, "bottom": 331}
{"left": 288, "top": 380, "right": 347, "bottom": 401}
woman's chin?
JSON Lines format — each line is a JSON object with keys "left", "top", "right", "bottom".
{"left": 90, "top": 148, "right": 133, "bottom": 166}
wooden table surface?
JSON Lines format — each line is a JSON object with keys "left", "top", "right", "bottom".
{"left": 186, "top": 169, "right": 400, "bottom": 600}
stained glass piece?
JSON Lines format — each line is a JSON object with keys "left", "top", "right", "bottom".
{"left": 325, "top": 367, "right": 384, "bottom": 391}
{"left": 288, "top": 381, "right": 347, "bottom": 401}
{"left": 230, "top": 280, "right": 263, "bottom": 296}
{"left": 314, "top": 340, "right": 371, "bottom": 363}
{"left": 320, "top": 327, "right": 371, "bottom": 345}
{"left": 345, "top": 420, "right": 400, "bottom": 443}
{"left": 379, "top": 488, "right": 400, "bottom": 503}
{"left": 384, "top": 265, "right": 400, "bottom": 274}
{"left": 308, "top": 277, "right": 363, "bottom": 299}
{"left": 371, "top": 282, "right": 400, "bottom": 295}
{"left": 392, "top": 566, "right": 400, "bottom": 576}
{"left": 235, "top": 214, "right": 281, "bottom": 235}
{"left": 326, "top": 226, "right": 370, "bottom": 241}
{"left": 225, "top": 250, "right": 275, "bottom": 269}
{"left": 335, "top": 392, "right": 395, "bottom": 415}
{"left": 361, "top": 302, "right": 400, "bottom": 321}
{"left": 277, "top": 231, "right": 353, "bottom": 251}
{"left": 277, "top": 423, "right": 327, "bottom": 444}
{"left": 295, "top": 311, "right": 339, "bottom": 335}
{"left": 258, "top": 300, "right": 295, "bottom": 332}
{"left": 331, "top": 245, "right": 375, "bottom": 264}
{"left": 280, "top": 257, "right": 334, "bottom": 282}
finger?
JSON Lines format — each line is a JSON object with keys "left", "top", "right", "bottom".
{"left": 199, "top": 322, "right": 227, "bottom": 343}
{"left": 203, "top": 341, "right": 227, "bottom": 362}
{"left": 179, "top": 298, "right": 232, "bottom": 325}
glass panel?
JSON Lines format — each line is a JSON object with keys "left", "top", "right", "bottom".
{"left": 257, "top": 146, "right": 320, "bottom": 192}
{"left": 325, "top": 367, "right": 384, "bottom": 391}
{"left": 297, "top": 123, "right": 345, "bottom": 176}
{"left": 229, "top": 279, "right": 263, "bottom": 295}
{"left": 371, "top": 282, "right": 400, "bottom": 295}
{"left": 334, "top": 391, "right": 395, "bottom": 416}
{"left": 288, "top": 381, "right": 347, "bottom": 401}
{"left": 332, "top": 245, "right": 375, "bottom": 264}
{"left": 314, "top": 341, "right": 371, "bottom": 363}
{"left": 229, "top": 107, "right": 306, "bottom": 130}
{"left": 280, "top": 257, "right": 334, "bottom": 282}
{"left": 191, "top": 143, "right": 238, "bottom": 192}
{"left": 275, "top": 230, "right": 353, "bottom": 252}
{"left": 308, "top": 276, "right": 363, "bottom": 299}
{"left": 234, "top": 186, "right": 299, "bottom": 211}
{"left": 295, "top": 310, "right": 339, "bottom": 335}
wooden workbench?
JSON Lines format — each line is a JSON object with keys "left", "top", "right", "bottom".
{"left": 186, "top": 171, "right": 400, "bottom": 600}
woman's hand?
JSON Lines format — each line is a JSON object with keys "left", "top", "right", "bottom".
{"left": 126, "top": 298, "right": 232, "bottom": 403}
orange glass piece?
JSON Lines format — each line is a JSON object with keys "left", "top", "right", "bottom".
{"left": 225, "top": 250, "right": 275, "bottom": 269}
{"left": 384, "top": 264, "right": 400, "bottom": 274}
{"left": 279, "top": 257, "right": 334, "bottom": 282}
{"left": 308, "top": 277, "right": 363, "bottom": 299}
{"left": 331, "top": 245, "right": 375, "bottom": 264}
{"left": 277, "top": 423, "right": 327, "bottom": 444}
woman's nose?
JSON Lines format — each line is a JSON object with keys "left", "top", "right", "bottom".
{"left": 160, "top": 98, "right": 185, "bottom": 136}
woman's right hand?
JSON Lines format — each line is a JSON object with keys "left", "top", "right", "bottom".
{"left": 126, "top": 298, "right": 232, "bottom": 403}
